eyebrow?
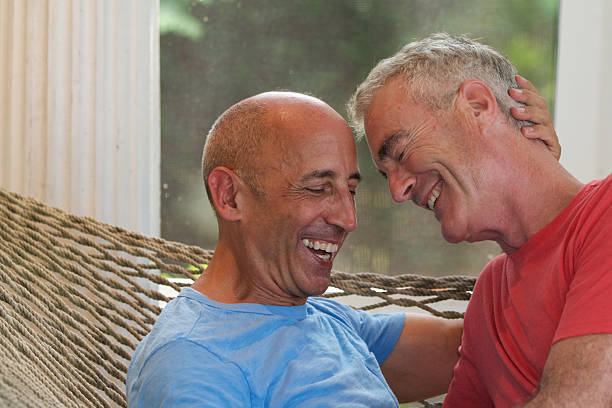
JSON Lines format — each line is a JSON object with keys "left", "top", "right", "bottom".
{"left": 300, "top": 170, "right": 361, "bottom": 183}
{"left": 377, "top": 130, "right": 411, "bottom": 162}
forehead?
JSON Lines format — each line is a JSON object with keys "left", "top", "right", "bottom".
{"left": 264, "top": 104, "right": 359, "bottom": 180}
{"left": 364, "top": 79, "right": 435, "bottom": 153}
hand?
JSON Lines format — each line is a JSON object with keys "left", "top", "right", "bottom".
{"left": 509, "top": 75, "right": 561, "bottom": 160}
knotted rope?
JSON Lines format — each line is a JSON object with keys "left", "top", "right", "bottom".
{"left": 0, "top": 188, "right": 475, "bottom": 407}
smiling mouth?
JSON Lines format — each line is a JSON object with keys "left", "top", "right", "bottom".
{"left": 427, "top": 181, "right": 443, "bottom": 210}
{"left": 301, "top": 238, "right": 339, "bottom": 261}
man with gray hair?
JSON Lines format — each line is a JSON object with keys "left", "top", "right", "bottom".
{"left": 348, "top": 33, "right": 612, "bottom": 407}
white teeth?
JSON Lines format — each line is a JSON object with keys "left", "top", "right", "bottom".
{"left": 301, "top": 239, "right": 338, "bottom": 253}
{"left": 427, "top": 183, "right": 442, "bottom": 210}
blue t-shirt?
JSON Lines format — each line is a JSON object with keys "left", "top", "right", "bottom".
{"left": 127, "top": 287, "right": 405, "bottom": 407}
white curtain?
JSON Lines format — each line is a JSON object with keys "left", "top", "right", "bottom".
{"left": 0, "top": 0, "right": 160, "bottom": 236}
{"left": 555, "top": 0, "right": 612, "bottom": 183}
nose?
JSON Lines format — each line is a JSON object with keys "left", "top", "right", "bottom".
{"left": 388, "top": 170, "right": 416, "bottom": 203}
{"left": 326, "top": 189, "right": 357, "bottom": 232}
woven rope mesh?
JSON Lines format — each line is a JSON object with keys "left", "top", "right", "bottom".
{"left": 0, "top": 188, "right": 475, "bottom": 408}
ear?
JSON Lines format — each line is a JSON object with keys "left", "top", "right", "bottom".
{"left": 456, "top": 79, "right": 498, "bottom": 129}
{"left": 207, "top": 167, "right": 243, "bottom": 222}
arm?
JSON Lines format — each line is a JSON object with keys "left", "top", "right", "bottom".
{"left": 380, "top": 314, "right": 463, "bottom": 402}
{"left": 509, "top": 74, "right": 561, "bottom": 160}
{"left": 522, "top": 184, "right": 612, "bottom": 407}
{"left": 521, "top": 334, "right": 612, "bottom": 407}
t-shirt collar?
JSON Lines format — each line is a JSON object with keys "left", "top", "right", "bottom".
{"left": 177, "top": 287, "right": 309, "bottom": 320}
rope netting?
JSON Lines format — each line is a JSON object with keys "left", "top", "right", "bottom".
{"left": 0, "top": 188, "right": 475, "bottom": 407}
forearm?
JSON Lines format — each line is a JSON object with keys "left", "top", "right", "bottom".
{"left": 519, "top": 334, "right": 612, "bottom": 408}
{"left": 381, "top": 315, "right": 463, "bottom": 402}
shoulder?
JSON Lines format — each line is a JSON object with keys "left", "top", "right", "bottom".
{"left": 307, "top": 296, "right": 355, "bottom": 317}
{"left": 308, "top": 297, "right": 404, "bottom": 340}
{"left": 568, "top": 175, "right": 612, "bottom": 251}
{"left": 574, "top": 175, "right": 612, "bottom": 221}
{"left": 593, "top": 173, "right": 612, "bottom": 192}
{"left": 132, "top": 337, "right": 241, "bottom": 381}
{"left": 129, "top": 293, "right": 209, "bottom": 357}
{"left": 307, "top": 297, "right": 370, "bottom": 329}
{"left": 481, "top": 254, "right": 507, "bottom": 273}
{"left": 127, "top": 338, "right": 251, "bottom": 408}
{"left": 476, "top": 254, "right": 507, "bottom": 285}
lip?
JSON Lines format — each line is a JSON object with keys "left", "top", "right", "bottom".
{"left": 420, "top": 179, "right": 443, "bottom": 210}
{"left": 301, "top": 236, "right": 340, "bottom": 245}
{"left": 300, "top": 236, "right": 341, "bottom": 268}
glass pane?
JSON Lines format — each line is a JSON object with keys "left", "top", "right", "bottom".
{"left": 160, "top": 0, "right": 559, "bottom": 277}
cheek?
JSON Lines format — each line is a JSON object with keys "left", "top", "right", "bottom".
{"left": 403, "top": 146, "right": 439, "bottom": 173}
{"left": 291, "top": 205, "right": 322, "bottom": 225}
{"left": 268, "top": 203, "right": 319, "bottom": 232}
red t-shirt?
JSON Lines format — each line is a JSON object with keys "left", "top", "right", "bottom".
{"left": 444, "top": 174, "right": 612, "bottom": 407}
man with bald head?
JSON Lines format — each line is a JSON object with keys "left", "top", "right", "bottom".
{"left": 127, "top": 91, "right": 465, "bottom": 407}
{"left": 348, "top": 33, "right": 612, "bottom": 407}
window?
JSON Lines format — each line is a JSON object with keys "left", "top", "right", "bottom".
{"left": 160, "top": 0, "right": 559, "bottom": 277}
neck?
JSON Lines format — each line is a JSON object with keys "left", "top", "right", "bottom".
{"left": 191, "top": 243, "right": 246, "bottom": 303}
{"left": 496, "top": 158, "right": 583, "bottom": 253}
{"left": 191, "top": 237, "right": 308, "bottom": 306}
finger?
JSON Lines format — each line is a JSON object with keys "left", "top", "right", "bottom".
{"left": 511, "top": 106, "right": 552, "bottom": 125}
{"left": 522, "top": 125, "right": 561, "bottom": 160}
{"left": 521, "top": 124, "right": 546, "bottom": 139}
{"left": 508, "top": 88, "right": 547, "bottom": 109}
{"left": 515, "top": 74, "right": 537, "bottom": 93}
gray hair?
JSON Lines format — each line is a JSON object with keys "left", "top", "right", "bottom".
{"left": 347, "top": 33, "right": 526, "bottom": 136}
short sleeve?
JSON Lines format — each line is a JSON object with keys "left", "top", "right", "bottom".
{"left": 127, "top": 339, "right": 250, "bottom": 408}
{"left": 352, "top": 310, "right": 405, "bottom": 363}
{"left": 554, "top": 196, "right": 612, "bottom": 343}
{"left": 308, "top": 298, "right": 405, "bottom": 364}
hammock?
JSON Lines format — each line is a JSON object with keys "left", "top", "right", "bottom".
{"left": 0, "top": 188, "right": 475, "bottom": 408}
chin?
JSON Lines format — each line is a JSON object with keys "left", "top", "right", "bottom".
{"left": 309, "top": 287, "right": 329, "bottom": 297}
{"left": 441, "top": 226, "right": 468, "bottom": 244}
{"left": 304, "top": 276, "right": 331, "bottom": 297}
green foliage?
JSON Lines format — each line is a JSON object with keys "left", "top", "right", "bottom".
{"left": 160, "top": 0, "right": 209, "bottom": 39}
{"left": 160, "top": 0, "right": 559, "bottom": 276}
{"left": 160, "top": 263, "right": 206, "bottom": 280}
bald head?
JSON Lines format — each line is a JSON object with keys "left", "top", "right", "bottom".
{"left": 202, "top": 91, "right": 346, "bottom": 205}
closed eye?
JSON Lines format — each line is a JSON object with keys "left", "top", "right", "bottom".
{"left": 305, "top": 187, "right": 325, "bottom": 194}
{"left": 394, "top": 144, "right": 412, "bottom": 163}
